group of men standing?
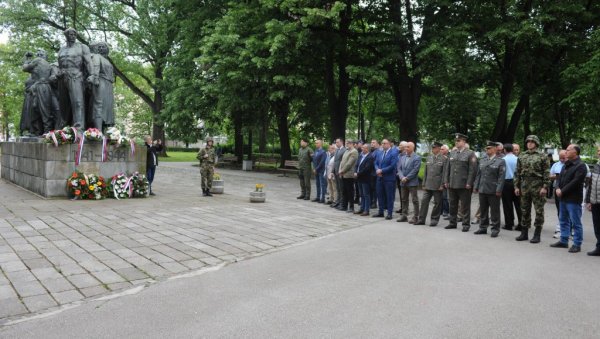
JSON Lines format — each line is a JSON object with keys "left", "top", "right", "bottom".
{"left": 295, "top": 134, "right": 600, "bottom": 256}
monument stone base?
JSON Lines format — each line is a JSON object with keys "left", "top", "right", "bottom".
{"left": 1, "top": 141, "right": 146, "bottom": 198}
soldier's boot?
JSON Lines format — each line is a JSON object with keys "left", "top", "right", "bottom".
{"left": 530, "top": 227, "right": 542, "bottom": 243}
{"left": 202, "top": 189, "right": 207, "bottom": 196}
{"left": 515, "top": 228, "right": 529, "bottom": 241}
{"left": 206, "top": 189, "right": 213, "bottom": 197}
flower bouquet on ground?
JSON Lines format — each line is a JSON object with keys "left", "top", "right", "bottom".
{"left": 130, "top": 172, "right": 149, "bottom": 197}
{"left": 44, "top": 126, "right": 78, "bottom": 146}
{"left": 108, "top": 173, "right": 132, "bottom": 199}
{"left": 87, "top": 174, "right": 109, "bottom": 200}
{"left": 84, "top": 128, "right": 104, "bottom": 142}
{"left": 66, "top": 171, "right": 89, "bottom": 199}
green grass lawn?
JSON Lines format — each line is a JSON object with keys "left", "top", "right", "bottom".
{"left": 159, "top": 151, "right": 198, "bottom": 162}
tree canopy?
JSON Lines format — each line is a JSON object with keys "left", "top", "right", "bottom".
{"left": 1, "top": 0, "right": 599, "bottom": 158}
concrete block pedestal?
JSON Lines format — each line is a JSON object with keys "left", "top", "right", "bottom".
{"left": 1, "top": 140, "right": 146, "bottom": 197}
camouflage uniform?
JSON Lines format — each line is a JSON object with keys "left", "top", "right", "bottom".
{"left": 197, "top": 144, "right": 216, "bottom": 192}
{"left": 514, "top": 135, "right": 550, "bottom": 241}
{"left": 298, "top": 146, "right": 314, "bottom": 199}
{"left": 444, "top": 146, "right": 478, "bottom": 230}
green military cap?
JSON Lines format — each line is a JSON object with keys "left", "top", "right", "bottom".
{"left": 525, "top": 135, "right": 540, "bottom": 146}
{"left": 454, "top": 133, "right": 468, "bottom": 141}
{"left": 432, "top": 141, "right": 443, "bottom": 148}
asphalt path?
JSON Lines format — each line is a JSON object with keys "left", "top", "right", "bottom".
{"left": 1, "top": 217, "right": 599, "bottom": 339}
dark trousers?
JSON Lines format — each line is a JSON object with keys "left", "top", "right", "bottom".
{"left": 334, "top": 173, "right": 344, "bottom": 204}
{"left": 592, "top": 204, "right": 600, "bottom": 248}
{"left": 298, "top": 168, "right": 311, "bottom": 198}
{"left": 448, "top": 188, "right": 472, "bottom": 227}
{"left": 479, "top": 193, "right": 501, "bottom": 230}
{"left": 396, "top": 178, "right": 403, "bottom": 211}
{"left": 360, "top": 182, "right": 371, "bottom": 213}
{"left": 342, "top": 178, "right": 355, "bottom": 210}
{"left": 501, "top": 179, "right": 521, "bottom": 227}
{"left": 377, "top": 179, "right": 396, "bottom": 216}
{"left": 442, "top": 189, "right": 449, "bottom": 215}
{"left": 315, "top": 172, "right": 326, "bottom": 201}
{"left": 419, "top": 189, "right": 443, "bottom": 223}
{"left": 370, "top": 175, "right": 378, "bottom": 208}
{"left": 147, "top": 166, "right": 156, "bottom": 192}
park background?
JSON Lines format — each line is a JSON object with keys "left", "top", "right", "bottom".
{"left": 0, "top": 0, "right": 599, "bottom": 165}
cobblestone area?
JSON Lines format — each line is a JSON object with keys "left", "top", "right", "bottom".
{"left": 0, "top": 163, "right": 379, "bottom": 323}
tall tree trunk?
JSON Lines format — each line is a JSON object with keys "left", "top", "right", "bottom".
{"left": 523, "top": 99, "right": 531, "bottom": 141}
{"left": 233, "top": 112, "right": 243, "bottom": 163}
{"left": 273, "top": 100, "right": 292, "bottom": 167}
{"left": 259, "top": 116, "right": 267, "bottom": 153}
{"left": 152, "top": 67, "right": 166, "bottom": 155}
{"left": 247, "top": 128, "right": 253, "bottom": 161}
{"left": 504, "top": 94, "right": 528, "bottom": 142}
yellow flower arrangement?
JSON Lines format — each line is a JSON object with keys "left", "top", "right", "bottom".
{"left": 255, "top": 183, "right": 265, "bottom": 192}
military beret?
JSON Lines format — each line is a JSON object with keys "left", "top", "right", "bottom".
{"left": 432, "top": 141, "right": 443, "bottom": 148}
{"left": 454, "top": 133, "right": 468, "bottom": 141}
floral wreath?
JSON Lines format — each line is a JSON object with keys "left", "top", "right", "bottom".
{"left": 66, "top": 171, "right": 108, "bottom": 200}
{"left": 84, "top": 128, "right": 103, "bottom": 142}
{"left": 130, "top": 172, "right": 149, "bottom": 197}
{"left": 44, "top": 126, "right": 79, "bottom": 146}
{"left": 109, "top": 173, "right": 133, "bottom": 199}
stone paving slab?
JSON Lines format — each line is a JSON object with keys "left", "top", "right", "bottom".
{"left": 0, "top": 163, "right": 393, "bottom": 323}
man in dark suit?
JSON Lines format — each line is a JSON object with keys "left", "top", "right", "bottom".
{"left": 370, "top": 139, "right": 381, "bottom": 209}
{"left": 354, "top": 143, "right": 375, "bottom": 216}
{"left": 374, "top": 139, "right": 399, "bottom": 219}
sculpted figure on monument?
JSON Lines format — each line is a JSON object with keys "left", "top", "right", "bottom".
{"left": 88, "top": 42, "right": 115, "bottom": 131}
{"left": 19, "top": 74, "right": 35, "bottom": 136}
{"left": 56, "top": 28, "right": 93, "bottom": 130}
{"left": 22, "top": 49, "right": 57, "bottom": 135}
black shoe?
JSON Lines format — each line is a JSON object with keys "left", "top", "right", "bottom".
{"left": 385, "top": 215, "right": 393, "bottom": 220}
{"left": 414, "top": 222, "right": 426, "bottom": 225}
{"left": 568, "top": 245, "right": 581, "bottom": 253}
{"left": 206, "top": 192, "right": 213, "bottom": 197}
{"left": 149, "top": 192, "right": 155, "bottom": 196}
{"left": 587, "top": 248, "right": 600, "bottom": 256}
{"left": 336, "top": 206, "right": 345, "bottom": 211}
{"left": 372, "top": 213, "right": 384, "bottom": 218}
{"left": 530, "top": 227, "right": 541, "bottom": 243}
{"left": 515, "top": 230, "right": 529, "bottom": 241}
{"left": 429, "top": 222, "right": 438, "bottom": 227}
{"left": 303, "top": 197, "right": 310, "bottom": 200}
{"left": 395, "top": 209, "right": 402, "bottom": 213}
{"left": 396, "top": 216, "right": 408, "bottom": 222}
{"left": 202, "top": 190, "right": 207, "bottom": 196}
{"left": 502, "top": 225, "right": 513, "bottom": 231}
{"left": 444, "top": 225, "right": 457, "bottom": 229}
{"left": 550, "top": 241, "right": 568, "bottom": 248}
{"left": 474, "top": 228, "right": 487, "bottom": 235}
{"left": 297, "top": 195, "right": 305, "bottom": 199}
{"left": 354, "top": 210, "right": 364, "bottom": 215}
{"left": 346, "top": 209, "right": 354, "bottom": 213}
{"left": 326, "top": 201, "right": 333, "bottom": 205}
{"left": 462, "top": 226, "right": 470, "bottom": 232}
{"left": 491, "top": 230, "right": 500, "bottom": 238}
{"left": 330, "top": 203, "right": 339, "bottom": 208}
{"left": 311, "top": 198, "right": 320, "bottom": 202}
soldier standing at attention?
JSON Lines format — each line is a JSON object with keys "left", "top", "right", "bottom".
{"left": 416, "top": 142, "right": 447, "bottom": 226}
{"left": 297, "top": 138, "right": 314, "bottom": 200}
{"left": 444, "top": 133, "right": 478, "bottom": 232}
{"left": 514, "top": 135, "right": 550, "bottom": 243}
{"left": 197, "top": 137, "right": 216, "bottom": 197}
{"left": 473, "top": 141, "right": 506, "bottom": 237}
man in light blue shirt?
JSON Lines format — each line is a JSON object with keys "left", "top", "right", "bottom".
{"left": 550, "top": 150, "right": 567, "bottom": 237}
{"left": 501, "top": 143, "right": 521, "bottom": 230}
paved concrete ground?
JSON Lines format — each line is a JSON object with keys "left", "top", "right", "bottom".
{"left": 0, "top": 161, "right": 597, "bottom": 336}
{"left": 1, "top": 201, "right": 599, "bottom": 338}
